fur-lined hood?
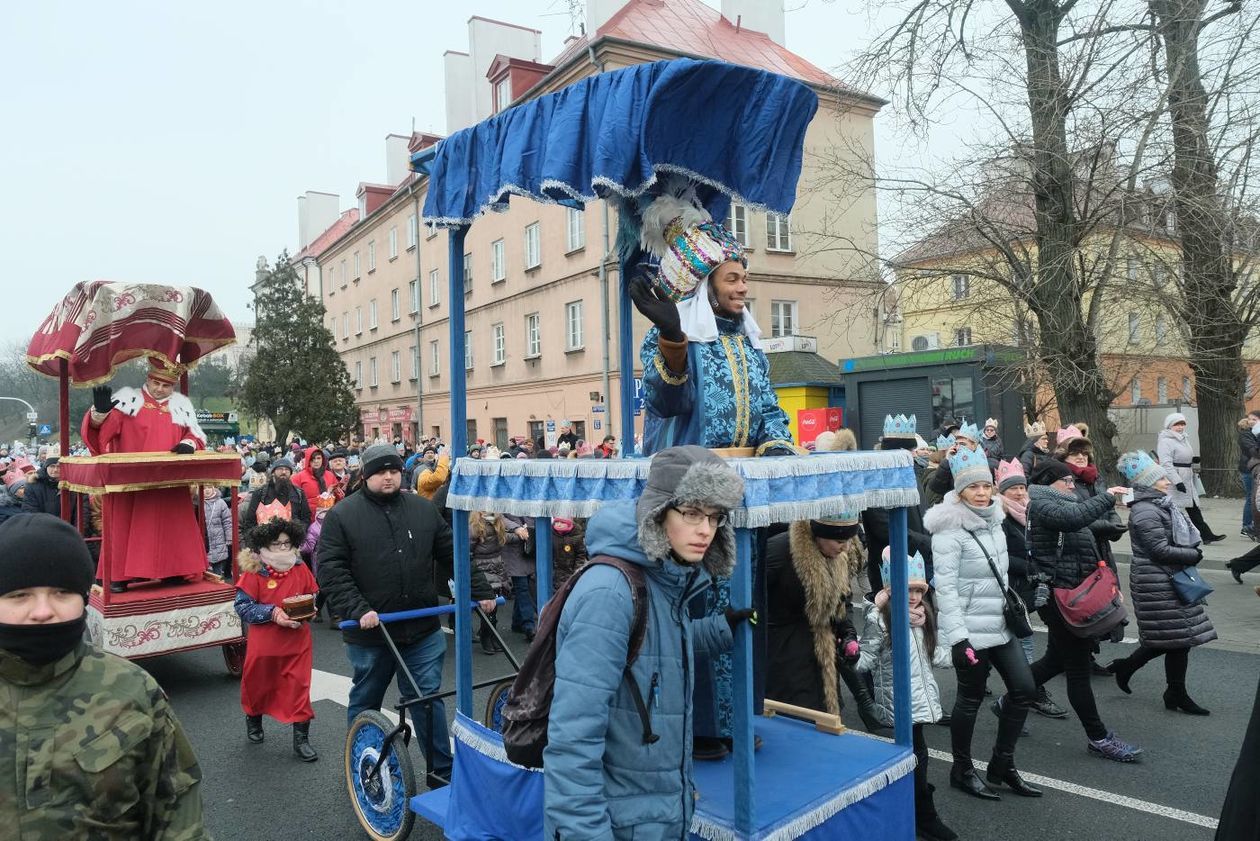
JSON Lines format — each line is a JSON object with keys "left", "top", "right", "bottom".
{"left": 633, "top": 446, "right": 744, "bottom": 578}
{"left": 923, "top": 491, "right": 1005, "bottom": 534}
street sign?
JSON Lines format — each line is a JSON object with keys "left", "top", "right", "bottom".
{"left": 37, "top": 424, "right": 51, "bottom": 436}
{"left": 633, "top": 377, "right": 644, "bottom": 416}
{"left": 25, "top": 412, "right": 37, "bottom": 421}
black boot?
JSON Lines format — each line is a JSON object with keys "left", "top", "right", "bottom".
{"left": 916, "top": 784, "right": 959, "bottom": 841}
{"left": 479, "top": 619, "right": 500, "bottom": 655}
{"left": 949, "top": 764, "right": 1000, "bottom": 801}
{"left": 1164, "top": 684, "right": 1210, "bottom": 716}
{"left": 110, "top": 580, "right": 128, "bottom": 594}
{"left": 1107, "top": 658, "right": 1137, "bottom": 695}
{"left": 246, "top": 715, "right": 264, "bottom": 743}
{"left": 293, "top": 720, "right": 318, "bottom": 761}
{"left": 986, "top": 751, "right": 1042, "bottom": 797}
{"left": 839, "top": 661, "right": 893, "bottom": 736}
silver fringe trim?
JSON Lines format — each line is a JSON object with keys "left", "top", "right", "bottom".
{"left": 450, "top": 716, "right": 542, "bottom": 774}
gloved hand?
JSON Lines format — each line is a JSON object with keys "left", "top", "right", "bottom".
{"left": 1176, "top": 482, "right": 1187, "bottom": 493}
{"left": 1033, "top": 580, "right": 1051, "bottom": 609}
{"left": 841, "top": 638, "right": 861, "bottom": 664}
{"left": 92, "top": 385, "right": 115, "bottom": 414}
{"left": 1108, "top": 622, "right": 1127, "bottom": 644}
{"left": 170, "top": 442, "right": 196, "bottom": 455}
{"left": 724, "top": 607, "right": 757, "bottom": 632}
{"left": 951, "top": 639, "right": 980, "bottom": 670}
{"left": 760, "top": 445, "right": 796, "bottom": 458}
{"left": 629, "top": 275, "right": 684, "bottom": 343}
{"left": 1193, "top": 546, "right": 1204, "bottom": 563}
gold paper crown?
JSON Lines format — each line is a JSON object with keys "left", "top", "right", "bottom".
{"left": 1024, "top": 420, "right": 1046, "bottom": 437}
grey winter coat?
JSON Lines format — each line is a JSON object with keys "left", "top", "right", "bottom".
{"left": 202, "top": 495, "right": 234, "bottom": 563}
{"left": 924, "top": 493, "right": 1014, "bottom": 651}
{"left": 500, "top": 515, "right": 534, "bottom": 578}
{"left": 857, "top": 601, "right": 950, "bottom": 725}
{"left": 1156, "top": 428, "right": 1199, "bottom": 507}
{"left": 1126, "top": 486, "right": 1217, "bottom": 649}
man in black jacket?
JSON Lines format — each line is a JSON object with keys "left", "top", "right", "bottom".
{"left": 317, "top": 443, "right": 496, "bottom": 778}
{"left": 22, "top": 458, "right": 63, "bottom": 516}
{"left": 242, "top": 458, "right": 309, "bottom": 532}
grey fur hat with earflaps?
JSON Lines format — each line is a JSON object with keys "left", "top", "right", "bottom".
{"left": 635, "top": 445, "right": 744, "bottom": 577}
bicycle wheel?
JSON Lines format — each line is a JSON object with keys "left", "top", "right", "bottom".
{"left": 483, "top": 678, "right": 516, "bottom": 733}
{"left": 221, "top": 641, "right": 246, "bottom": 677}
{"left": 345, "top": 710, "right": 416, "bottom": 841}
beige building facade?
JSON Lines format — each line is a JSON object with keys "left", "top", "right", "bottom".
{"left": 304, "top": 0, "right": 885, "bottom": 448}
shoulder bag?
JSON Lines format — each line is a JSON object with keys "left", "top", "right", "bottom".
{"left": 967, "top": 531, "right": 1034, "bottom": 639}
{"left": 1170, "top": 565, "right": 1213, "bottom": 605}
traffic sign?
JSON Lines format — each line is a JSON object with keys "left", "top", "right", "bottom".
{"left": 25, "top": 412, "right": 37, "bottom": 421}
{"left": 37, "top": 424, "right": 51, "bottom": 436}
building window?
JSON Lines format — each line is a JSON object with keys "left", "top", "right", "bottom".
{"left": 565, "top": 301, "right": 584, "bottom": 350}
{"left": 429, "top": 268, "right": 440, "bottom": 306}
{"left": 491, "top": 239, "right": 506, "bottom": 283}
{"left": 525, "top": 312, "right": 541, "bottom": 358}
{"left": 342, "top": 313, "right": 349, "bottom": 340}
{"left": 410, "top": 345, "right": 419, "bottom": 380}
{"left": 388, "top": 227, "right": 398, "bottom": 260}
{"left": 464, "top": 330, "right": 474, "bottom": 370}
{"left": 368, "top": 241, "right": 377, "bottom": 272}
{"left": 409, "top": 279, "right": 419, "bottom": 313}
{"left": 954, "top": 327, "right": 973, "bottom": 346}
{"left": 1182, "top": 376, "right": 1193, "bottom": 402}
{"left": 369, "top": 299, "right": 378, "bottom": 330}
{"left": 765, "top": 213, "right": 792, "bottom": 252}
{"left": 1157, "top": 376, "right": 1168, "bottom": 403}
{"left": 492, "top": 322, "right": 505, "bottom": 365}
{"left": 354, "top": 251, "right": 361, "bottom": 278}
{"left": 727, "top": 203, "right": 750, "bottom": 247}
{"left": 429, "top": 340, "right": 440, "bottom": 376}
{"left": 952, "top": 274, "right": 970, "bottom": 300}
{"left": 494, "top": 77, "right": 511, "bottom": 112}
{"left": 340, "top": 259, "right": 348, "bottom": 288}
{"left": 354, "top": 360, "right": 362, "bottom": 387}
{"left": 1248, "top": 375, "right": 1257, "bottom": 400}
{"left": 566, "top": 207, "right": 585, "bottom": 252}
{"left": 407, "top": 214, "right": 417, "bottom": 249}
{"left": 355, "top": 307, "right": 363, "bottom": 335}
{"left": 463, "top": 253, "right": 473, "bottom": 297}
{"left": 770, "top": 300, "right": 797, "bottom": 337}
{"left": 524, "top": 222, "right": 541, "bottom": 269}
{"left": 1130, "top": 377, "right": 1141, "bottom": 404}
{"left": 369, "top": 357, "right": 378, "bottom": 388}
{"left": 1155, "top": 314, "right": 1168, "bottom": 344}
{"left": 1128, "top": 312, "right": 1140, "bottom": 344}
{"left": 390, "top": 350, "right": 401, "bottom": 383}
{"left": 391, "top": 289, "right": 400, "bottom": 321}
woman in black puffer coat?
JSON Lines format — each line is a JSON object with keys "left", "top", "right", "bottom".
{"left": 1106, "top": 454, "right": 1216, "bottom": 715}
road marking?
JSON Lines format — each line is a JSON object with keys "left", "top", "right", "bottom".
{"left": 312, "top": 668, "right": 397, "bottom": 723}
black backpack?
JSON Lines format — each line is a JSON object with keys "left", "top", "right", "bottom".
{"left": 500, "top": 555, "right": 658, "bottom": 768}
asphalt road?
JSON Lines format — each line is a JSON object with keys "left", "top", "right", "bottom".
{"left": 151, "top": 579, "right": 1258, "bottom": 841}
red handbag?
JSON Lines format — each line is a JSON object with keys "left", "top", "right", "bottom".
{"left": 1054, "top": 561, "right": 1128, "bottom": 638}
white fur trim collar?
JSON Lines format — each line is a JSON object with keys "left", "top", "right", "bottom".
{"left": 111, "top": 387, "right": 207, "bottom": 445}
{"left": 922, "top": 491, "right": 1004, "bottom": 534}
{"left": 677, "top": 294, "right": 763, "bottom": 348}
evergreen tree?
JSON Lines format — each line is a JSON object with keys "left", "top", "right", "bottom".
{"left": 239, "top": 253, "right": 356, "bottom": 445}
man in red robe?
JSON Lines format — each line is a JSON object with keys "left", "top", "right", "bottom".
{"left": 82, "top": 357, "right": 208, "bottom": 592}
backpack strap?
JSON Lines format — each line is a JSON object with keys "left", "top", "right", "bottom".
{"left": 584, "top": 556, "right": 659, "bottom": 745}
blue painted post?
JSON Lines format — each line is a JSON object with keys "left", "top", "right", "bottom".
{"left": 617, "top": 255, "right": 636, "bottom": 452}
{"left": 888, "top": 506, "right": 912, "bottom": 747}
{"left": 447, "top": 225, "right": 474, "bottom": 717}
{"left": 534, "top": 519, "right": 553, "bottom": 611}
{"left": 732, "top": 527, "right": 756, "bottom": 834}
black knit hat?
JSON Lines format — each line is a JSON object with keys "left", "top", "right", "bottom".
{"left": 0, "top": 513, "right": 95, "bottom": 600}
{"left": 361, "top": 443, "right": 404, "bottom": 479}
{"left": 1030, "top": 458, "right": 1074, "bottom": 486}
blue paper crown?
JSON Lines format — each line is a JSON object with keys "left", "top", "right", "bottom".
{"left": 883, "top": 413, "right": 917, "bottom": 438}
{"left": 956, "top": 419, "right": 981, "bottom": 442}
{"left": 935, "top": 434, "right": 956, "bottom": 450}
{"left": 880, "top": 550, "right": 928, "bottom": 588}
{"left": 1118, "top": 451, "right": 1166, "bottom": 487}
{"left": 948, "top": 446, "right": 992, "bottom": 487}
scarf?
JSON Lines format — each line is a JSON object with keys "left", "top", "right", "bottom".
{"left": 1067, "top": 461, "right": 1099, "bottom": 485}
{"left": 1001, "top": 495, "right": 1028, "bottom": 527}
{"left": 676, "top": 295, "right": 764, "bottom": 349}
{"left": 1157, "top": 495, "right": 1201, "bottom": 547}
{"left": 909, "top": 603, "right": 926, "bottom": 628}
{"left": 0, "top": 617, "right": 87, "bottom": 665}
{"left": 259, "top": 547, "right": 298, "bottom": 572}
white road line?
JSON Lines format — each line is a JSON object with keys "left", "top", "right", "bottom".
{"left": 311, "top": 668, "right": 397, "bottom": 723}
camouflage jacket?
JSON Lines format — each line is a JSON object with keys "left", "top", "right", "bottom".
{"left": 0, "top": 642, "right": 208, "bottom": 840}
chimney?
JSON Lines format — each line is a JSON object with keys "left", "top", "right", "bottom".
{"left": 296, "top": 191, "right": 340, "bottom": 251}
{"left": 444, "top": 50, "right": 475, "bottom": 134}
{"left": 720, "top": 0, "right": 786, "bottom": 47}
{"left": 586, "top": 0, "right": 624, "bottom": 35}
{"left": 467, "top": 16, "right": 541, "bottom": 122}
{"left": 385, "top": 134, "right": 411, "bottom": 186}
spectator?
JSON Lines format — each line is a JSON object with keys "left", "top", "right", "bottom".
{"left": 1157, "top": 412, "right": 1224, "bottom": 543}
{"left": 242, "top": 458, "right": 310, "bottom": 533}
{"left": 202, "top": 485, "right": 235, "bottom": 580}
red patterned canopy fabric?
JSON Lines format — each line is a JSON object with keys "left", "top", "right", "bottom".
{"left": 26, "top": 282, "right": 237, "bottom": 385}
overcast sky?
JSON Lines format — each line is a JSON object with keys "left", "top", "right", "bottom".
{"left": 0, "top": 0, "right": 922, "bottom": 349}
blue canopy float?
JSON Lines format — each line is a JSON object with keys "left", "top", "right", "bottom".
{"left": 399, "top": 57, "right": 920, "bottom": 840}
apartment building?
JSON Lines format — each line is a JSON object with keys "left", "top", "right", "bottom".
{"left": 301, "top": 0, "right": 885, "bottom": 447}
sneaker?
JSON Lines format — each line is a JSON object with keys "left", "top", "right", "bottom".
{"left": 1088, "top": 732, "right": 1143, "bottom": 762}
{"left": 1033, "top": 686, "right": 1069, "bottom": 719}
{"left": 441, "top": 625, "right": 455, "bottom": 635}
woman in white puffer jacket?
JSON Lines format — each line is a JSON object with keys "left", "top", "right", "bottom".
{"left": 924, "top": 447, "right": 1039, "bottom": 803}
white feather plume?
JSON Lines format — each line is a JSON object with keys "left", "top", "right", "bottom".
{"left": 638, "top": 177, "right": 711, "bottom": 258}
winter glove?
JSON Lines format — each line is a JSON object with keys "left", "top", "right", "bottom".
{"left": 724, "top": 607, "right": 757, "bottom": 632}
{"left": 1033, "top": 580, "right": 1051, "bottom": 610}
{"left": 1175, "top": 482, "right": 1188, "bottom": 493}
{"left": 1193, "top": 546, "right": 1204, "bottom": 563}
{"left": 760, "top": 445, "right": 796, "bottom": 458}
{"left": 951, "top": 639, "right": 980, "bottom": 670}
{"left": 629, "top": 275, "right": 684, "bottom": 343}
{"left": 841, "top": 639, "right": 861, "bottom": 664}
{"left": 170, "top": 442, "right": 196, "bottom": 455}
{"left": 92, "top": 385, "right": 115, "bottom": 414}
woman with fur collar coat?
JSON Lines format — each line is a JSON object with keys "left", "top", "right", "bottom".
{"left": 764, "top": 516, "right": 866, "bottom": 720}
{"left": 924, "top": 448, "right": 1039, "bottom": 803}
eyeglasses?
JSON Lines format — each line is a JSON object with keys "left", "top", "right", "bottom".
{"left": 671, "top": 507, "right": 728, "bottom": 528}
{"left": 267, "top": 541, "right": 292, "bottom": 550}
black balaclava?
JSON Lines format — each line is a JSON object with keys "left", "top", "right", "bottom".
{"left": 0, "top": 514, "right": 94, "bottom": 665}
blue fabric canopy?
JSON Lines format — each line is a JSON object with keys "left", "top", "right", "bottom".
{"left": 419, "top": 58, "right": 819, "bottom": 226}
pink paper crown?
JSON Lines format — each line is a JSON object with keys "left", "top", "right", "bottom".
{"left": 995, "top": 458, "right": 1026, "bottom": 487}
{"left": 1055, "top": 425, "right": 1085, "bottom": 447}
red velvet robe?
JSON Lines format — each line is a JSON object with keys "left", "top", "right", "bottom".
{"left": 81, "top": 390, "right": 207, "bottom": 581}
{"left": 237, "top": 563, "right": 317, "bottom": 722}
